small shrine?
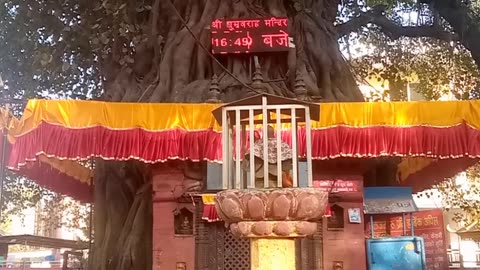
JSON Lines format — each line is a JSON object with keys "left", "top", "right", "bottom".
{"left": 211, "top": 93, "right": 320, "bottom": 189}
{"left": 212, "top": 93, "right": 328, "bottom": 270}
{"left": 364, "top": 187, "right": 427, "bottom": 269}
{"left": 174, "top": 207, "right": 194, "bottom": 236}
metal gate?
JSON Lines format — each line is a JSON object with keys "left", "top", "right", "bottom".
{"left": 195, "top": 202, "right": 250, "bottom": 270}
{"left": 224, "top": 229, "right": 250, "bottom": 270}
{"left": 296, "top": 221, "right": 323, "bottom": 270}
{"left": 62, "top": 251, "right": 85, "bottom": 270}
{"left": 195, "top": 203, "right": 250, "bottom": 270}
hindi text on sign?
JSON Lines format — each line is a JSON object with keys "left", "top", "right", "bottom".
{"left": 365, "top": 209, "right": 448, "bottom": 270}
{"left": 210, "top": 17, "right": 290, "bottom": 54}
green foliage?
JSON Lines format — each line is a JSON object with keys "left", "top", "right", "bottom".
{"left": 0, "top": 172, "right": 91, "bottom": 239}
{"left": 342, "top": 2, "right": 480, "bottom": 227}
{"left": 1, "top": 0, "right": 478, "bottom": 101}
{"left": 0, "top": 217, "right": 12, "bottom": 234}
{"left": 415, "top": 44, "right": 479, "bottom": 100}
{"left": 0, "top": 1, "right": 100, "bottom": 100}
{"left": 0, "top": 0, "right": 100, "bottom": 235}
{"left": 367, "top": 0, "right": 416, "bottom": 9}
{"left": 35, "top": 194, "right": 90, "bottom": 240}
{"left": 435, "top": 165, "right": 480, "bottom": 226}
{"left": 351, "top": 36, "right": 478, "bottom": 101}
{"left": 1, "top": 172, "right": 51, "bottom": 225}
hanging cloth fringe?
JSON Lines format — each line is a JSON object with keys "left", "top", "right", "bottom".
{"left": 202, "top": 194, "right": 221, "bottom": 222}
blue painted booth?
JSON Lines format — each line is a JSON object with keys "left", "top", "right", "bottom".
{"left": 364, "top": 187, "right": 427, "bottom": 270}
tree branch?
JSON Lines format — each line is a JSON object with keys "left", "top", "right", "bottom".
{"left": 336, "top": 5, "right": 458, "bottom": 42}
{"left": 421, "top": 0, "right": 480, "bottom": 68}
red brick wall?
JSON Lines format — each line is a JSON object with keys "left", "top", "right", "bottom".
{"left": 150, "top": 164, "right": 367, "bottom": 270}
{"left": 152, "top": 166, "right": 195, "bottom": 270}
{"left": 322, "top": 201, "right": 367, "bottom": 270}
{"left": 315, "top": 174, "right": 366, "bottom": 270}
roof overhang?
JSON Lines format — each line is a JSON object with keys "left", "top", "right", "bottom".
{"left": 6, "top": 99, "right": 480, "bottom": 200}
{"left": 211, "top": 93, "right": 321, "bottom": 124}
{"left": 0, "top": 235, "right": 89, "bottom": 250}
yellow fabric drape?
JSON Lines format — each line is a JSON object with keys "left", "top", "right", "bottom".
{"left": 12, "top": 99, "right": 480, "bottom": 138}
{"left": 202, "top": 194, "right": 216, "bottom": 205}
{"left": 10, "top": 99, "right": 480, "bottom": 188}
{"left": 0, "top": 108, "right": 21, "bottom": 143}
{"left": 0, "top": 108, "right": 92, "bottom": 184}
{"left": 37, "top": 155, "right": 92, "bottom": 185}
{"left": 14, "top": 100, "right": 222, "bottom": 137}
{"left": 398, "top": 157, "right": 436, "bottom": 182}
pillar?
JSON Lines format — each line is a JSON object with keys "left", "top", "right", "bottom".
{"left": 251, "top": 238, "right": 295, "bottom": 270}
{"left": 215, "top": 188, "right": 328, "bottom": 270}
{"left": 152, "top": 166, "right": 196, "bottom": 270}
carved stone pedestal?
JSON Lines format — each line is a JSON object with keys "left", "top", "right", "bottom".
{"left": 215, "top": 188, "right": 328, "bottom": 270}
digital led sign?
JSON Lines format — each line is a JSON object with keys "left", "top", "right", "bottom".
{"left": 210, "top": 17, "right": 291, "bottom": 54}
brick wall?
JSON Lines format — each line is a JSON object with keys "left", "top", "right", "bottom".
{"left": 152, "top": 167, "right": 195, "bottom": 270}
{"left": 314, "top": 173, "right": 367, "bottom": 270}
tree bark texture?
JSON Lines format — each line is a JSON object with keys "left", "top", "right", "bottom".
{"left": 101, "top": 0, "right": 363, "bottom": 103}
{"left": 90, "top": 1, "right": 364, "bottom": 269}
{"left": 90, "top": 160, "right": 153, "bottom": 270}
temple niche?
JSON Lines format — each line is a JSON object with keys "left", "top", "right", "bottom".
{"left": 211, "top": 93, "right": 319, "bottom": 190}
{"left": 327, "top": 204, "right": 345, "bottom": 231}
{"left": 174, "top": 207, "right": 194, "bottom": 236}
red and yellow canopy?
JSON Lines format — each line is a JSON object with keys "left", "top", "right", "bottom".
{"left": 0, "top": 108, "right": 92, "bottom": 202}
{"left": 6, "top": 99, "right": 480, "bottom": 201}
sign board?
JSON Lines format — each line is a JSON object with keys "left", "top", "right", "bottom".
{"left": 364, "top": 198, "right": 417, "bottom": 214}
{"left": 313, "top": 180, "right": 359, "bottom": 193}
{"left": 348, "top": 208, "right": 362, "bottom": 223}
{"left": 210, "top": 17, "right": 290, "bottom": 54}
{"left": 364, "top": 187, "right": 418, "bottom": 214}
{"left": 365, "top": 209, "right": 448, "bottom": 270}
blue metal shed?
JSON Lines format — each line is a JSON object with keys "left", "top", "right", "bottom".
{"left": 364, "top": 187, "right": 426, "bottom": 270}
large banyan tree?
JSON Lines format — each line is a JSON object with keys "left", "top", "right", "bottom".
{"left": 1, "top": 0, "right": 479, "bottom": 269}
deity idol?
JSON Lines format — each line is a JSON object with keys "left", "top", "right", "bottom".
{"left": 245, "top": 125, "right": 293, "bottom": 188}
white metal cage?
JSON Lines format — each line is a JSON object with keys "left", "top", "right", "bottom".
{"left": 212, "top": 94, "right": 320, "bottom": 190}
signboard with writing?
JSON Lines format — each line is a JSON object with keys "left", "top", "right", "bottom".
{"left": 210, "top": 17, "right": 290, "bottom": 54}
{"left": 364, "top": 187, "right": 418, "bottom": 214}
{"left": 365, "top": 209, "right": 448, "bottom": 270}
{"left": 313, "top": 180, "right": 359, "bottom": 193}
{"left": 364, "top": 199, "right": 417, "bottom": 214}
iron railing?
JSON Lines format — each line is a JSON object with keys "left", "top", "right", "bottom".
{"left": 0, "top": 259, "right": 84, "bottom": 270}
{"left": 221, "top": 97, "right": 314, "bottom": 190}
{"left": 0, "top": 260, "right": 62, "bottom": 269}
{"left": 448, "top": 249, "right": 480, "bottom": 269}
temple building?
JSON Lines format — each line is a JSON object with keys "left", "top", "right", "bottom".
{"left": 0, "top": 92, "right": 477, "bottom": 269}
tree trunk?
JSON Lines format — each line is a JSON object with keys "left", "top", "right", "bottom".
{"left": 89, "top": 1, "right": 364, "bottom": 269}
{"left": 90, "top": 160, "right": 153, "bottom": 270}
{"left": 388, "top": 75, "right": 407, "bottom": 101}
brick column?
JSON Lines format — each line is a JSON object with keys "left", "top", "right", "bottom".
{"left": 152, "top": 167, "right": 194, "bottom": 270}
